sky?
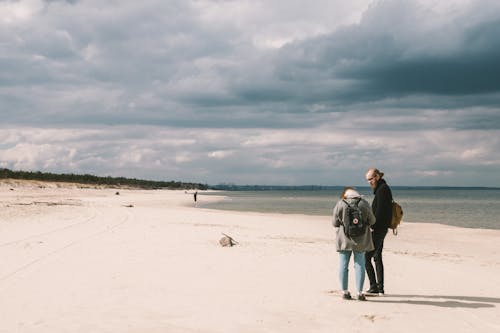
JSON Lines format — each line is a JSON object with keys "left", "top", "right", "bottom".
{"left": 1, "top": 0, "right": 500, "bottom": 187}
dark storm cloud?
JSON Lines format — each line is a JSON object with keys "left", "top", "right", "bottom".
{"left": 259, "top": 0, "right": 500, "bottom": 110}
{"left": 346, "top": 20, "right": 500, "bottom": 96}
{"left": 3, "top": 0, "right": 499, "bottom": 128}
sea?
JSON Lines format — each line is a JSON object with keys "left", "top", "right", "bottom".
{"left": 199, "top": 187, "right": 500, "bottom": 230}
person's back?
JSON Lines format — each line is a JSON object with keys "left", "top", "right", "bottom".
{"left": 333, "top": 187, "right": 375, "bottom": 301}
{"left": 371, "top": 178, "right": 393, "bottom": 231}
{"left": 365, "top": 168, "right": 392, "bottom": 295}
{"left": 333, "top": 195, "right": 374, "bottom": 251}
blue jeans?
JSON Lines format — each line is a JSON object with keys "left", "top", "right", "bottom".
{"left": 339, "top": 250, "right": 366, "bottom": 293}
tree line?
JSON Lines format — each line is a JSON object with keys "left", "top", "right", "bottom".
{"left": 0, "top": 168, "right": 208, "bottom": 190}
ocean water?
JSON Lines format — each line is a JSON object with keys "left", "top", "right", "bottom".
{"left": 199, "top": 187, "right": 500, "bottom": 230}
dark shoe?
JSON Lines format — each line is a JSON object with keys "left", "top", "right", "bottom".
{"left": 342, "top": 292, "right": 352, "bottom": 300}
{"left": 365, "top": 287, "right": 378, "bottom": 294}
{"left": 378, "top": 290, "right": 385, "bottom": 296}
{"left": 357, "top": 294, "right": 367, "bottom": 301}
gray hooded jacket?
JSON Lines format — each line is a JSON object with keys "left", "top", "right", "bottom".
{"left": 332, "top": 191, "right": 375, "bottom": 252}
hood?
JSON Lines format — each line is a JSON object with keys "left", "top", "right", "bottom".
{"left": 344, "top": 189, "right": 361, "bottom": 199}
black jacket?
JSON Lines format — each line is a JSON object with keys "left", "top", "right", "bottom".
{"left": 371, "top": 179, "right": 393, "bottom": 231}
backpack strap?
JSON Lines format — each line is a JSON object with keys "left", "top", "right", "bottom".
{"left": 343, "top": 198, "right": 361, "bottom": 206}
{"left": 340, "top": 199, "right": 349, "bottom": 226}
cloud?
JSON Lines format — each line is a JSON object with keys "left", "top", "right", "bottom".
{"left": 267, "top": 0, "right": 500, "bottom": 106}
{"left": 1, "top": 121, "right": 498, "bottom": 186}
{"left": 1, "top": 0, "right": 500, "bottom": 186}
{"left": 3, "top": 0, "right": 500, "bottom": 124}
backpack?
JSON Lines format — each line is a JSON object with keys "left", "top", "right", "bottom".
{"left": 342, "top": 198, "right": 367, "bottom": 238}
{"left": 390, "top": 201, "right": 403, "bottom": 235}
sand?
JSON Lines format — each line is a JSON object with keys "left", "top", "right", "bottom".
{"left": 0, "top": 182, "right": 499, "bottom": 332}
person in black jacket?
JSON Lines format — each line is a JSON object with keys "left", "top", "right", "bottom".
{"left": 365, "top": 168, "right": 393, "bottom": 295}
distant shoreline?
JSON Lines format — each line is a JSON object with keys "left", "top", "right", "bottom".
{"left": 0, "top": 178, "right": 146, "bottom": 190}
{"left": 0, "top": 168, "right": 207, "bottom": 190}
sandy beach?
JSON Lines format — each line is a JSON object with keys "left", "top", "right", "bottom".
{"left": 0, "top": 182, "right": 499, "bottom": 333}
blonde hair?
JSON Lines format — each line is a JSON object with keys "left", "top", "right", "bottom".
{"left": 341, "top": 186, "right": 355, "bottom": 199}
{"left": 367, "top": 168, "right": 384, "bottom": 178}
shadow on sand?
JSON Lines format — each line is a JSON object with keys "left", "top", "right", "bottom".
{"left": 368, "top": 294, "right": 500, "bottom": 308}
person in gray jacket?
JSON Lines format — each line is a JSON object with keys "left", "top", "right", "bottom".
{"left": 333, "top": 187, "right": 375, "bottom": 301}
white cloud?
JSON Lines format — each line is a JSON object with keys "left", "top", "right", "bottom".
{"left": 0, "top": 142, "right": 76, "bottom": 171}
{"left": 0, "top": 0, "right": 44, "bottom": 24}
{"left": 1, "top": 122, "right": 499, "bottom": 186}
{"left": 414, "top": 170, "right": 455, "bottom": 177}
{"left": 193, "top": 0, "right": 372, "bottom": 49}
{"left": 208, "top": 150, "right": 234, "bottom": 159}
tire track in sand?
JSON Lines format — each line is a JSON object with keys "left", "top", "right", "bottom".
{"left": 0, "top": 203, "right": 131, "bottom": 290}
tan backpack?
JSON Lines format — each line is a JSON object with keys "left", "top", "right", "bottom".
{"left": 390, "top": 201, "right": 403, "bottom": 235}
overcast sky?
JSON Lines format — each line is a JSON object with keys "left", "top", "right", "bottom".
{"left": 1, "top": 0, "right": 500, "bottom": 187}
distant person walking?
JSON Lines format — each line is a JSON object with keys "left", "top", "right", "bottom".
{"left": 365, "top": 168, "right": 393, "bottom": 296}
{"left": 333, "top": 187, "right": 375, "bottom": 301}
{"left": 193, "top": 191, "right": 198, "bottom": 205}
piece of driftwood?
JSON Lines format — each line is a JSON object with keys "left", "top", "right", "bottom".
{"left": 219, "top": 233, "right": 238, "bottom": 247}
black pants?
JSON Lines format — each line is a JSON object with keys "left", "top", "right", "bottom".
{"left": 365, "top": 228, "right": 388, "bottom": 291}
